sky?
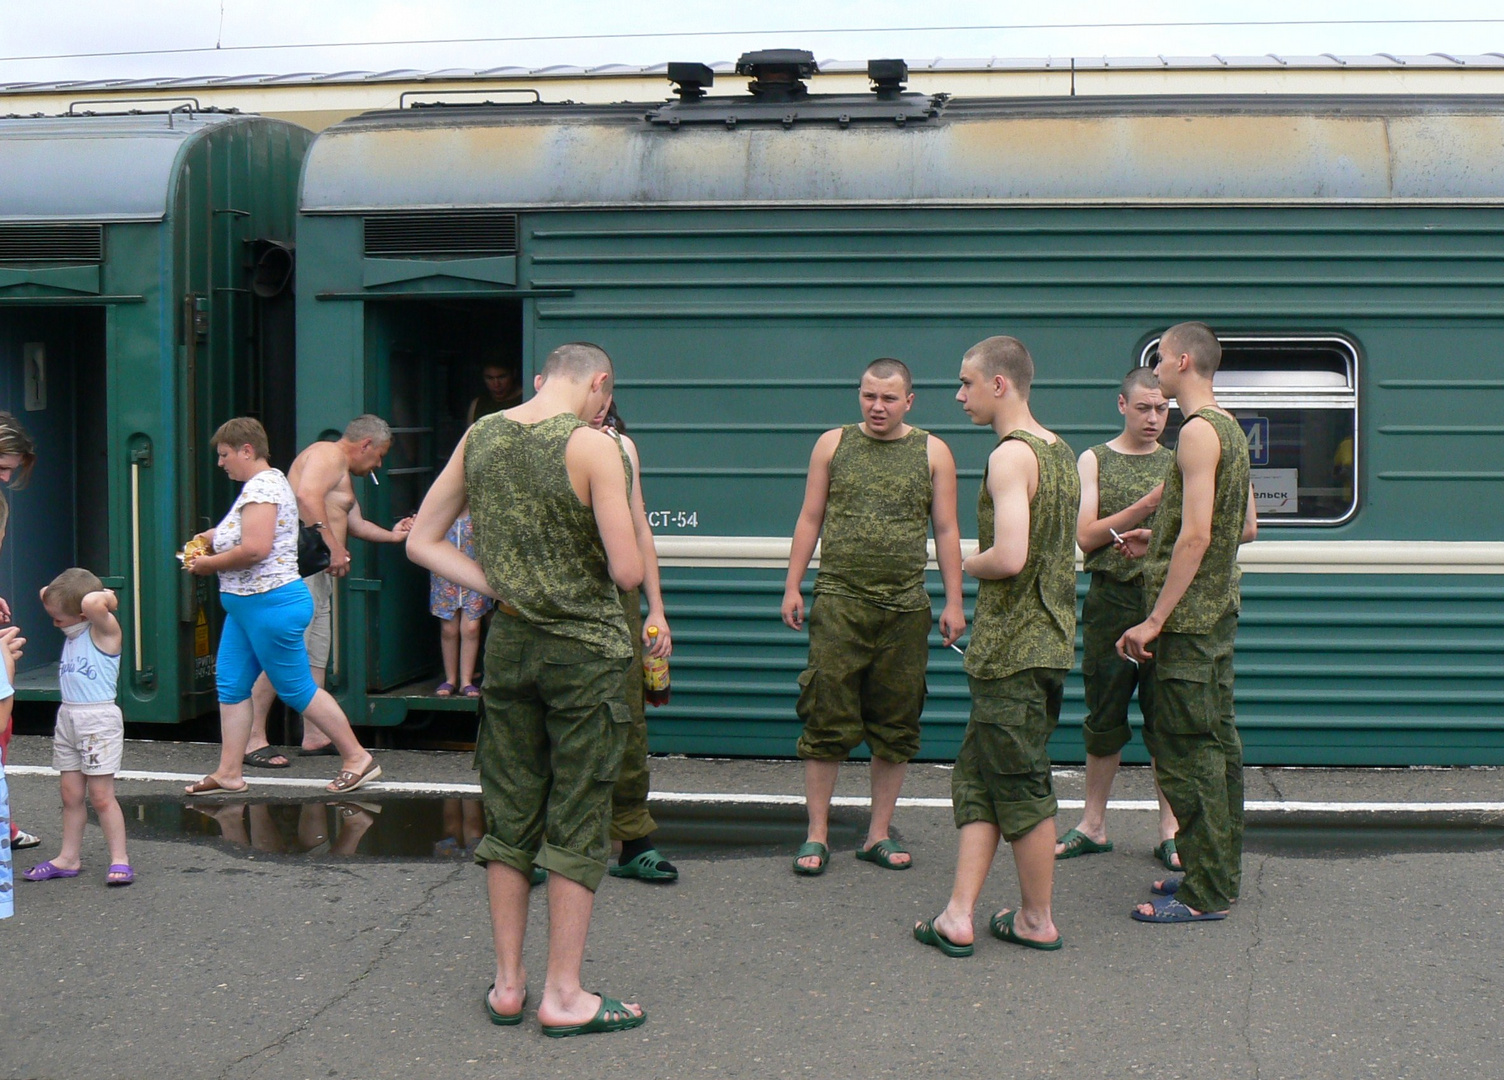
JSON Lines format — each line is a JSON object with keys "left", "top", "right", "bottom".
{"left": 1, "top": 0, "right": 1502, "bottom": 83}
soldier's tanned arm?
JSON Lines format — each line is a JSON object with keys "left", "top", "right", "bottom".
{"left": 781, "top": 430, "right": 839, "bottom": 631}
{"left": 963, "top": 440, "right": 1035, "bottom": 580}
{"left": 928, "top": 435, "right": 966, "bottom": 646}
{"left": 583, "top": 431, "right": 644, "bottom": 592}
{"left": 405, "top": 435, "right": 495, "bottom": 598}
{"left": 622, "top": 434, "right": 671, "bottom": 658}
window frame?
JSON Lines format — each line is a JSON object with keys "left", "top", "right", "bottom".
{"left": 1138, "top": 333, "right": 1360, "bottom": 528}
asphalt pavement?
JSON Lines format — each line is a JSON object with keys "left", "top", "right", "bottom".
{"left": 3, "top": 735, "right": 1502, "bottom": 1080}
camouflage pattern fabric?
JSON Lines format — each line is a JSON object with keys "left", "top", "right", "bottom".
{"left": 1146, "top": 611, "right": 1243, "bottom": 911}
{"left": 814, "top": 425, "right": 933, "bottom": 612}
{"left": 1081, "top": 443, "right": 1175, "bottom": 582}
{"left": 1080, "top": 573, "right": 1158, "bottom": 758}
{"left": 471, "top": 612, "right": 633, "bottom": 892}
{"left": 950, "top": 668, "right": 1065, "bottom": 842}
{"left": 1143, "top": 409, "right": 1250, "bottom": 635}
{"left": 611, "top": 588, "right": 657, "bottom": 842}
{"left": 465, "top": 412, "right": 633, "bottom": 658}
{"left": 795, "top": 593, "right": 931, "bottom": 763}
{"left": 965, "top": 431, "right": 1080, "bottom": 681}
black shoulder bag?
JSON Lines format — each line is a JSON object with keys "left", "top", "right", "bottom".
{"left": 298, "top": 522, "right": 331, "bottom": 578}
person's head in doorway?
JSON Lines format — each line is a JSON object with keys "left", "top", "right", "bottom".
{"left": 0, "top": 412, "right": 37, "bottom": 489}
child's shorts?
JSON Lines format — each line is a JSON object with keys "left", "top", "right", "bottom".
{"left": 53, "top": 702, "right": 125, "bottom": 775}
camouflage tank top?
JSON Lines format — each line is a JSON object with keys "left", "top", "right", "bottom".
{"left": 965, "top": 431, "right": 1080, "bottom": 680}
{"left": 1143, "top": 408, "right": 1250, "bottom": 634}
{"left": 464, "top": 412, "right": 633, "bottom": 658}
{"left": 814, "top": 425, "right": 933, "bottom": 612}
{"left": 1081, "top": 443, "right": 1175, "bottom": 583}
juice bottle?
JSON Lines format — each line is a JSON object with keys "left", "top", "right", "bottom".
{"left": 643, "top": 625, "right": 671, "bottom": 707}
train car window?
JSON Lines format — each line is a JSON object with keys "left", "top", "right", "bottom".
{"left": 1139, "top": 335, "right": 1358, "bottom": 526}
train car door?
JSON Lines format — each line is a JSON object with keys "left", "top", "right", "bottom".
{"left": 360, "top": 297, "right": 522, "bottom": 693}
{"left": 0, "top": 306, "right": 108, "bottom": 671}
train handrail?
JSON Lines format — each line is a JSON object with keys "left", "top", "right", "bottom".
{"left": 130, "top": 459, "right": 143, "bottom": 674}
{"left": 398, "top": 88, "right": 541, "bottom": 108}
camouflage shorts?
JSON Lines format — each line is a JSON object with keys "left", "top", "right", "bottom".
{"left": 1080, "top": 573, "right": 1157, "bottom": 758}
{"left": 612, "top": 588, "right": 656, "bottom": 842}
{"left": 472, "top": 612, "right": 632, "bottom": 892}
{"left": 795, "top": 592, "right": 931, "bottom": 764}
{"left": 951, "top": 668, "right": 1064, "bottom": 842}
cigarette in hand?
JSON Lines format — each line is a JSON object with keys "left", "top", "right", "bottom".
{"left": 1110, "top": 528, "right": 1125, "bottom": 545}
{"left": 949, "top": 643, "right": 965, "bottom": 655}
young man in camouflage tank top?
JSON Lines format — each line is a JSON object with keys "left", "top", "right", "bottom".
{"left": 1055, "top": 368, "right": 1182, "bottom": 868}
{"left": 914, "top": 336, "right": 1078, "bottom": 957}
{"left": 1117, "top": 322, "right": 1258, "bottom": 924}
{"left": 407, "top": 343, "right": 647, "bottom": 1036}
{"left": 783, "top": 359, "right": 966, "bottom": 875}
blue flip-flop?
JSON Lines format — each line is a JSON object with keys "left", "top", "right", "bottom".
{"left": 1131, "top": 894, "right": 1227, "bottom": 923}
{"left": 1151, "top": 876, "right": 1181, "bottom": 896}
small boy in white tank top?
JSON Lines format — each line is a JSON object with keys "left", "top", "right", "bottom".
{"left": 23, "top": 568, "right": 131, "bottom": 886}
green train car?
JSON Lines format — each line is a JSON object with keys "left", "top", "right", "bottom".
{"left": 0, "top": 110, "right": 311, "bottom": 722}
{"left": 296, "top": 54, "right": 1504, "bottom": 764}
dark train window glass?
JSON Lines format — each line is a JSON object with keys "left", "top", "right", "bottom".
{"left": 1140, "top": 335, "right": 1358, "bottom": 526}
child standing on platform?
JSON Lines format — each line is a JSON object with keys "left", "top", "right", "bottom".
{"left": 23, "top": 569, "right": 131, "bottom": 886}
{"left": 429, "top": 513, "right": 493, "bottom": 697}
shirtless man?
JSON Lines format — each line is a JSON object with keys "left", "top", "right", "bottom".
{"left": 244, "top": 415, "right": 412, "bottom": 764}
{"left": 914, "top": 336, "right": 1078, "bottom": 956}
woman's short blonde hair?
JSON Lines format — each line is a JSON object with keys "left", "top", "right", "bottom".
{"left": 211, "top": 417, "right": 270, "bottom": 461}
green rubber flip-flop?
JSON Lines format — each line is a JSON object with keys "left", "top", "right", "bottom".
{"left": 1055, "top": 827, "right": 1113, "bottom": 860}
{"left": 855, "top": 837, "right": 912, "bottom": 870}
{"left": 913, "top": 916, "right": 974, "bottom": 957}
{"left": 484, "top": 985, "right": 526, "bottom": 1026}
{"left": 1152, "top": 839, "right": 1180, "bottom": 871}
{"left": 540, "top": 994, "right": 646, "bottom": 1039}
{"left": 609, "top": 848, "right": 679, "bottom": 882}
{"left": 989, "top": 909, "right": 1064, "bottom": 951}
{"left": 529, "top": 866, "right": 547, "bottom": 887}
{"left": 792, "top": 841, "right": 829, "bottom": 876}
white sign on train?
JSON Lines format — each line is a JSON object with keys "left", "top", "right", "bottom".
{"left": 648, "top": 510, "right": 700, "bottom": 529}
{"left": 1251, "top": 469, "right": 1299, "bottom": 513}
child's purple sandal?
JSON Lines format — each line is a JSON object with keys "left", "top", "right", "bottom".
{"left": 434, "top": 682, "right": 456, "bottom": 697}
{"left": 22, "top": 861, "right": 80, "bottom": 882}
{"left": 106, "top": 864, "right": 134, "bottom": 887}
{"left": 461, "top": 684, "right": 482, "bottom": 698}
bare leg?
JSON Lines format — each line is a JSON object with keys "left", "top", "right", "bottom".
{"left": 1153, "top": 766, "right": 1182, "bottom": 866}
{"left": 439, "top": 617, "right": 459, "bottom": 687}
{"left": 192, "top": 699, "right": 255, "bottom": 791}
{"left": 459, "top": 616, "right": 482, "bottom": 687}
{"left": 246, "top": 674, "right": 280, "bottom": 757}
{"left": 929, "top": 820, "right": 1000, "bottom": 946}
{"left": 49, "top": 771, "right": 88, "bottom": 870}
{"left": 87, "top": 775, "right": 129, "bottom": 868}
{"left": 486, "top": 861, "right": 531, "bottom": 1017}
{"left": 798, "top": 759, "right": 839, "bottom": 870}
{"left": 999, "top": 819, "right": 1060, "bottom": 944}
{"left": 297, "top": 689, "right": 371, "bottom": 776}
{"left": 1056, "top": 751, "right": 1118, "bottom": 853}
{"left": 864, "top": 757, "right": 911, "bottom": 866}
{"left": 299, "top": 668, "right": 330, "bottom": 751}
{"left": 535, "top": 872, "right": 642, "bottom": 1027}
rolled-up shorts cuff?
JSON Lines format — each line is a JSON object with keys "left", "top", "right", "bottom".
{"left": 953, "top": 791, "right": 1058, "bottom": 841}
{"left": 610, "top": 806, "right": 657, "bottom": 843}
{"left": 1082, "top": 722, "right": 1133, "bottom": 758}
{"left": 471, "top": 836, "right": 609, "bottom": 892}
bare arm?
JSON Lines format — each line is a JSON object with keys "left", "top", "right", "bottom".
{"left": 81, "top": 589, "right": 124, "bottom": 656}
{"left": 963, "top": 440, "right": 1035, "bottom": 581}
{"left": 1117, "top": 420, "right": 1219, "bottom": 661}
{"left": 345, "top": 500, "right": 413, "bottom": 544}
{"left": 1241, "top": 483, "right": 1258, "bottom": 544}
{"left": 1076, "top": 448, "right": 1164, "bottom": 552}
{"left": 295, "top": 447, "right": 351, "bottom": 576}
{"left": 190, "top": 502, "right": 277, "bottom": 575}
{"left": 405, "top": 437, "right": 497, "bottom": 599}
{"left": 621, "top": 435, "right": 671, "bottom": 658}
{"left": 928, "top": 435, "right": 966, "bottom": 647}
{"left": 578, "top": 431, "right": 643, "bottom": 591}
{"left": 781, "top": 429, "right": 840, "bottom": 630}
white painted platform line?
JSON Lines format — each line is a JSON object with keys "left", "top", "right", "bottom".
{"left": 7, "top": 765, "right": 1504, "bottom": 813}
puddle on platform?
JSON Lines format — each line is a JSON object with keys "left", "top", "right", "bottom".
{"left": 118, "top": 796, "right": 867, "bottom": 862}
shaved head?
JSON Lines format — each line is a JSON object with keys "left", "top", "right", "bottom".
{"left": 963, "top": 335, "right": 1034, "bottom": 398}
{"left": 540, "top": 341, "right": 614, "bottom": 384}
{"left": 863, "top": 357, "right": 913, "bottom": 393}
{"left": 1161, "top": 322, "right": 1221, "bottom": 378}
{"left": 1121, "top": 366, "right": 1160, "bottom": 398}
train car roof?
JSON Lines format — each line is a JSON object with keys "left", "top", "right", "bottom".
{"left": 0, "top": 111, "right": 279, "bottom": 222}
{"left": 301, "top": 92, "right": 1504, "bottom": 211}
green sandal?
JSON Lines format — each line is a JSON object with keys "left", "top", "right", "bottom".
{"left": 855, "top": 837, "right": 912, "bottom": 870}
{"left": 1152, "top": 839, "right": 1180, "bottom": 871}
{"left": 1055, "top": 828, "right": 1113, "bottom": 860}
{"left": 484, "top": 985, "right": 526, "bottom": 1026}
{"left": 792, "top": 841, "right": 829, "bottom": 876}
{"left": 989, "top": 909, "right": 1063, "bottom": 951}
{"left": 540, "top": 994, "right": 645, "bottom": 1039}
{"left": 609, "top": 848, "right": 679, "bottom": 882}
{"left": 913, "top": 916, "right": 973, "bottom": 957}
{"left": 529, "top": 866, "right": 548, "bottom": 887}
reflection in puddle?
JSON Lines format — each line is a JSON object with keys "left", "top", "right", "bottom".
{"left": 119, "top": 797, "right": 868, "bottom": 861}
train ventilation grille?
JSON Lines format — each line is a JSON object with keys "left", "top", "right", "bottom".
{"left": 0, "top": 223, "right": 103, "bottom": 262}
{"left": 364, "top": 211, "right": 518, "bottom": 257}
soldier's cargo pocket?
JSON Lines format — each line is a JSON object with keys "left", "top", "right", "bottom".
{"left": 794, "top": 667, "right": 819, "bottom": 723}
{"left": 594, "top": 700, "right": 633, "bottom": 781}
{"left": 1152, "top": 659, "right": 1215, "bottom": 736}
